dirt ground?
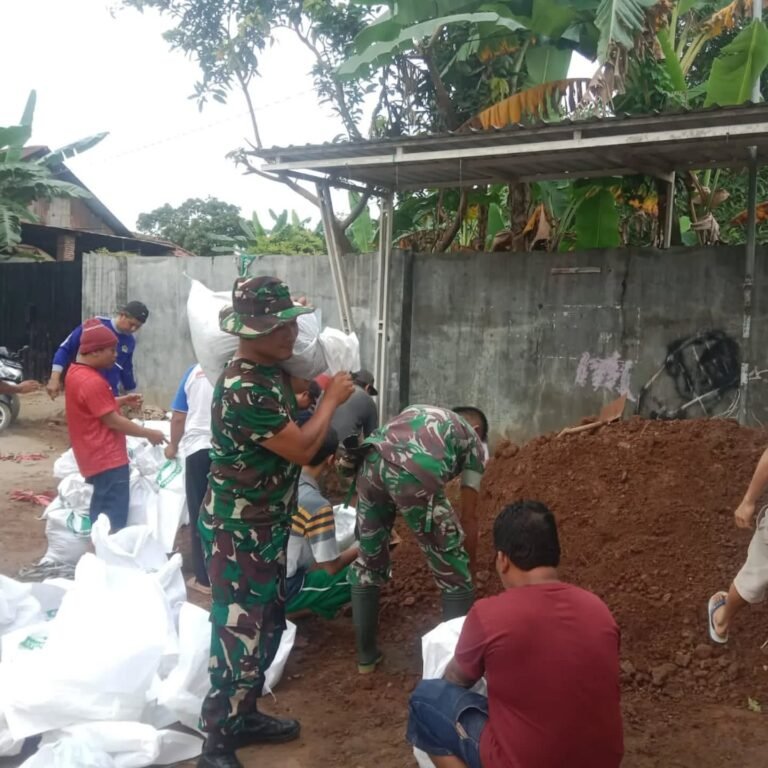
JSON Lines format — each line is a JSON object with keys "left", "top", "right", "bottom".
{"left": 2, "top": 396, "right": 768, "bottom": 767}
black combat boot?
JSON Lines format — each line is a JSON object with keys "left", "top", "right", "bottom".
{"left": 197, "top": 732, "right": 243, "bottom": 768}
{"left": 230, "top": 711, "right": 301, "bottom": 748}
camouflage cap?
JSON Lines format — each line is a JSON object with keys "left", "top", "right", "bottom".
{"left": 219, "top": 275, "right": 314, "bottom": 338}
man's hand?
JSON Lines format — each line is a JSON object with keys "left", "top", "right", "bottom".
{"left": 735, "top": 499, "right": 758, "bottom": 529}
{"left": 17, "top": 380, "right": 40, "bottom": 395}
{"left": 143, "top": 429, "right": 167, "bottom": 446}
{"left": 46, "top": 373, "right": 61, "bottom": 400}
{"left": 118, "top": 393, "right": 143, "bottom": 410}
{"left": 324, "top": 372, "right": 354, "bottom": 406}
{"left": 164, "top": 444, "right": 179, "bottom": 460}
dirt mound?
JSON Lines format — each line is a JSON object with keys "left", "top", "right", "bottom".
{"left": 386, "top": 417, "right": 768, "bottom": 707}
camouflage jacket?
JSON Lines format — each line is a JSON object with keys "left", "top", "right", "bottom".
{"left": 208, "top": 358, "right": 299, "bottom": 527}
{"left": 365, "top": 405, "right": 485, "bottom": 494}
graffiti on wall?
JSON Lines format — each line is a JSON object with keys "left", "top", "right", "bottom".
{"left": 636, "top": 329, "right": 740, "bottom": 419}
{"left": 575, "top": 351, "right": 636, "bottom": 401}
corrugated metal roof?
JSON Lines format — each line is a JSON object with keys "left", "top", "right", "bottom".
{"left": 253, "top": 104, "right": 768, "bottom": 190}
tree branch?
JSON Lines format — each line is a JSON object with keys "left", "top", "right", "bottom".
{"left": 291, "top": 22, "right": 363, "bottom": 141}
{"left": 237, "top": 156, "right": 320, "bottom": 208}
{"left": 341, "top": 190, "right": 373, "bottom": 230}
{"left": 234, "top": 68, "right": 262, "bottom": 149}
{"left": 434, "top": 189, "right": 468, "bottom": 252}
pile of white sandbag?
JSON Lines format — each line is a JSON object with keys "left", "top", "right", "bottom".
{"left": 187, "top": 279, "right": 361, "bottom": 385}
{"left": 1, "top": 516, "right": 296, "bottom": 766}
{"left": 42, "top": 421, "right": 188, "bottom": 566}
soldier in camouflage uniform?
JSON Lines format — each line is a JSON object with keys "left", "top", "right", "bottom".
{"left": 348, "top": 404, "right": 487, "bottom": 673}
{"left": 197, "top": 276, "right": 353, "bottom": 768}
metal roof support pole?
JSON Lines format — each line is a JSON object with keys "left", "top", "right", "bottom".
{"left": 662, "top": 173, "right": 675, "bottom": 248}
{"left": 373, "top": 193, "right": 394, "bottom": 422}
{"left": 318, "top": 183, "right": 353, "bottom": 335}
{"left": 738, "top": 148, "right": 759, "bottom": 425}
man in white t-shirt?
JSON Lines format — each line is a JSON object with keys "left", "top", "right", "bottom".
{"left": 166, "top": 363, "right": 214, "bottom": 594}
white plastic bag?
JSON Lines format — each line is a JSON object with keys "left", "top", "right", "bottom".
{"left": 30, "top": 722, "right": 202, "bottom": 768}
{"left": 333, "top": 504, "right": 357, "bottom": 551}
{"left": 40, "top": 498, "right": 91, "bottom": 566}
{"left": 18, "top": 739, "right": 116, "bottom": 767}
{"left": 263, "top": 620, "right": 296, "bottom": 695}
{"left": 153, "top": 460, "right": 188, "bottom": 551}
{"left": 52, "top": 449, "right": 78, "bottom": 480}
{"left": 187, "top": 279, "right": 238, "bottom": 385}
{"left": 57, "top": 474, "right": 93, "bottom": 509}
{"left": 0, "top": 711, "right": 22, "bottom": 758}
{"left": 127, "top": 472, "right": 157, "bottom": 528}
{"left": 0, "top": 576, "right": 41, "bottom": 639}
{"left": 319, "top": 327, "right": 360, "bottom": 374}
{"left": 281, "top": 310, "right": 328, "bottom": 379}
{"left": 91, "top": 517, "right": 186, "bottom": 620}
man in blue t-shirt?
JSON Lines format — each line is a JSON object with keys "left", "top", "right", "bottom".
{"left": 46, "top": 301, "right": 149, "bottom": 399}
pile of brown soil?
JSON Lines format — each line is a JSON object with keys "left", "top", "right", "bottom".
{"left": 385, "top": 417, "right": 768, "bottom": 707}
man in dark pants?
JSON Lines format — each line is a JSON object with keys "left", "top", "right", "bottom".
{"left": 196, "top": 276, "right": 354, "bottom": 768}
{"left": 166, "top": 363, "right": 214, "bottom": 594}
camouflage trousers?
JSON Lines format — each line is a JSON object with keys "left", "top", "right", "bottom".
{"left": 348, "top": 451, "right": 472, "bottom": 593}
{"left": 197, "top": 505, "right": 288, "bottom": 735}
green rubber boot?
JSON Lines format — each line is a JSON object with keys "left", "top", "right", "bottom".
{"left": 350, "top": 585, "right": 383, "bottom": 674}
{"left": 441, "top": 589, "right": 476, "bottom": 621}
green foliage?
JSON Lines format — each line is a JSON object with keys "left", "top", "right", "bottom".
{"left": 0, "top": 90, "right": 105, "bottom": 253}
{"left": 136, "top": 197, "right": 244, "bottom": 256}
{"left": 214, "top": 209, "right": 326, "bottom": 255}
{"left": 574, "top": 184, "right": 621, "bottom": 250}
{"left": 593, "top": 0, "right": 657, "bottom": 62}
{"left": 704, "top": 19, "right": 768, "bottom": 105}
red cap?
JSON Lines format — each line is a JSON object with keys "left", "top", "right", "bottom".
{"left": 315, "top": 374, "right": 331, "bottom": 391}
{"left": 79, "top": 318, "right": 118, "bottom": 355}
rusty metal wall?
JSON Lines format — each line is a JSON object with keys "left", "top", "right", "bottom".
{"left": 0, "top": 262, "right": 82, "bottom": 381}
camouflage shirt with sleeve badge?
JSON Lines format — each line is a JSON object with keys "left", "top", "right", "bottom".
{"left": 208, "top": 358, "right": 299, "bottom": 528}
{"left": 364, "top": 404, "right": 485, "bottom": 495}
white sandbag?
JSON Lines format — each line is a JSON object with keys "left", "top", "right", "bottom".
{"left": 91, "top": 517, "right": 186, "bottom": 620}
{"left": 18, "top": 739, "right": 116, "bottom": 767}
{"left": 333, "top": 504, "right": 357, "bottom": 551}
{"left": 280, "top": 310, "right": 328, "bottom": 379}
{"left": 155, "top": 603, "right": 210, "bottom": 730}
{"left": 187, "top": 279, "right": 238, "bottom": 385}
{"left": 414, "top": 617, "right": 487, "bottom": 768}
{"left": 39, "top": 498, "right": 91, "bottom": 566}
{"left": 1, "top": 621, "right": 50, "bottom": 665}
{"left": 2, "top": 556, "right": 172, "bottom": 739}
{"left": 263, "top": 620, "right": 296, "bottom": 696}
{"left": 32, "top": 722, "right": 202, "bottom": 768}
{"left": 0, "top": 576, "right": 41, "bottom": 639}
{"left": 52, "top": 449, "right": 78, "bottom": 480}
{"left": 0, "top": 711, "right": 22, "bottom": 757}
{"left": 57, "top": 474, "right": 93, "bottom": 509}
{"left": 127, "top": 472, "right": 157, "bottom": 528}
{"left": 319, "top": 327, "right": 360, "bottom": 374}
{"left": 153, "top": 460, "right": 188, "bottom": 551}
{"left": 129, "top": 441, "right": 165, "bottom": 479}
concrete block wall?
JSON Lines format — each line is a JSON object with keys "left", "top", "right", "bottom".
{"left": 83, "top": 246, "right": 768, "bottom": 442}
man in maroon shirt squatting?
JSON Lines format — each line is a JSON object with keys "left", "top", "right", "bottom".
{"left": 407, "top": 500, "right": 624, "bottom": 768}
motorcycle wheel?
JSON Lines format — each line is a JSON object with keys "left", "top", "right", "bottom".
{"left": 9, "top": 394, "right": 20, "bottom": 422}
{"left": 0, "top": 401, "right": 12, "bottom": 433}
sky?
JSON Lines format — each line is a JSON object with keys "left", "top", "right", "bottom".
{"left": 2, "top": 0, "right": 596, "bottom": 232}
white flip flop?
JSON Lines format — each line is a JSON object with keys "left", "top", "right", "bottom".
{"left": 707, "top": 591, "right": 728, "bottom": 644}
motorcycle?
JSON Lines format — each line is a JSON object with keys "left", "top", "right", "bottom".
{"left": 0, "top": 345, "right": 27, "bottom": 432}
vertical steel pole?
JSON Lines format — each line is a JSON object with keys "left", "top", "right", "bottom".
{"left": 373, "top": 193, "right": 394, "bottom": 422}
{"left": 318, "top": 183, "right": 353, "bottom": 335}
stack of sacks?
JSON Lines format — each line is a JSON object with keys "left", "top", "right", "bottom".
{"left": 0, "top": 516, "right": 296, "bottom": 767}
{"left": 42, "top": 421, "right": 187, "bottom": 565}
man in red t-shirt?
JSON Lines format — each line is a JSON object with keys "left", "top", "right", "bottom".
{"left": 407, "top": 500, "right": 624, "bottom": 768}
{"left": 65, "top": 318, "right": 166, "bottom": 532}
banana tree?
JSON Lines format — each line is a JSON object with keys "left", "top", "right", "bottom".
{"left": 0, "top": 91, "right": 107, "bottom": 253}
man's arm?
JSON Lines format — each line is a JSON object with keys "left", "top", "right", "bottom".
{"left": 312, "top": 545, "right": 360, "bottom": 577}
{"left": 47, "top": 325, "right": 82, "bottom": 399}
{"left": 459, "top": 486, "right": 479, "bottom": 574}
{"left": 100, "top": 411, "right": 166, "bottom": 445}
{"left": 119, "top": 338, "right": 137, "bottom": 392}
{"left": 0, "top": 380, "right": 39, "bottom": 396}
{"left": 736, "top": 446, "right": 768, "bottom": 528}
{"left": 443, "top": 656, "right": 480, "bottom": 689}
{"left": 165, "top": 411, "right": 187, "bottom": 459}
{"left": 263, "top": 373, "right": 354, "bottom": 465}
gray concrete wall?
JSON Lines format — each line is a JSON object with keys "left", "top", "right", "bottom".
{"left": 83, "top": 246, "right": 767, "bottom": 442}
{"left": 82, "top": 251, "right": 402, "bottom": 410}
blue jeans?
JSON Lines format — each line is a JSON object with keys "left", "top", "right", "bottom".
{"left": 86, "top": 464, "right": 130, "bottom": 531}
{"left": 407, "top": 679, "right": 487, "bottom": 768}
